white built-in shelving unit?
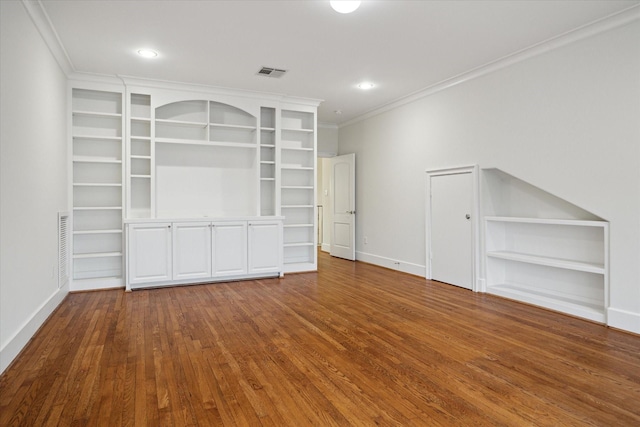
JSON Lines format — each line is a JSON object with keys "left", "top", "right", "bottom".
{"left": 260, "top": 107, "right": 277, "bottom": 216}
{"left": 280, "top": 109, "right": 317, "bottom": 272}
{"left": 71, "top": 88, "right": 125, "bottom": 288}
{"left": 70, "top": 81, "right": 319, "bottom": 291}
{"left": 485, "top": 216, "right": 609, "bottom": 323}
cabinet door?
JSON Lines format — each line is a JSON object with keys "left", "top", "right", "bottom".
{"left": 128, "top": 223, "right": 172, "bottom": 285}
{"left": 212, "top": 222, "right": 247, "bottom": 277}
{"left": 248, "top": 221, "right": 282, "bottom": 274}
{"left": 173, "top": 222, "right": 212, "bottom": 281}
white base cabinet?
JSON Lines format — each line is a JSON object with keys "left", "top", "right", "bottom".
{"left": 126, "top": 217, "right": 282, "bottom": 290}
{"left": 128, "top": 222, "right": 173, "bottom": 285}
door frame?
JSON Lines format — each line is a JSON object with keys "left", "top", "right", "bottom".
{"left": 425, "top": 165, "right": 480, "bottom": 291}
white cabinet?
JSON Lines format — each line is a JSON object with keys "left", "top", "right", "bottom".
{"left": 484, "top": 216, "right": 608, "bottom": 323}
{"left": 128, "top": 222, "right": 172, "bottom": 286}
{"left": 248, "top": 220, "right": 283, "bottom": 274}
{"left": 72, "top": 80, "right": 319, "bottom": 292}
{"left": 126, "top": 218, "right": 282, "bottom": 290}
{"left": 212, "top": 222, "right": 247, "bottom": 277}
{"left": 172, "top": 222, "right": 212, "bottom": 281}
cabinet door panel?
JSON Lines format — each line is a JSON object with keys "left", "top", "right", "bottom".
{"left": 249, "top": 221, "right": 282, "bottom": 274}
{"left": 212, "top": 222, "right": 247, "bottom": 276}
{"left": 173, "top": 222, "right": 212, "bottom": 280}
{"left": 129, "top": 223, "right": 172, "bottom": 285}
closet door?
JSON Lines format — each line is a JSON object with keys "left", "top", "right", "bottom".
{"left": 429, "top": 172, "right": 473, "bottom": 290}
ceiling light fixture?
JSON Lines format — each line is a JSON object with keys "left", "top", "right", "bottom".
{"left": 330, "top": 1, "right": 361, "bottom": 14}
{"left": 137, "top": 49, "right": 158, "bottom": 58}
{"left": 358, "top": 82, "right": 374, "bottom": 90}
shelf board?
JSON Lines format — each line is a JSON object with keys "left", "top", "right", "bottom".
{"left": 131, "top": 155, "right": 152, "bottom": 160}
{"left": 73, "top": 251, "right": 123, "bottom": 260}
{"left": 210, "top": 123, "right": 256, "bottom": 131}
{"left": 284, "top": 242, "right": 315, "bottom": 248}
{"left": 485, "top": 216, "right": 607, "bottom": 228}
{"left": 131, "top": 136, "right": 151, "bottom": 141}
{"left": 282, "top": 186, "right": 314, "bottom": 190}
{"left": 282, "top": 205, "right": 314, "bottom": 209}
{"left": 73, "top": 135, "right": 122, "bottom": 141}
{"left": 284, "top": 224, "right": 314, "bottom": 228}
{"left": 73, "top": 206, "right": 122, "bottom": 211}
{"left": 281, "top": 146, "right": 314, "bottom": 152}
{"left": 73, "top": 110, "right": 122, "bottom": 119}
{"left": 260, "top": 144, "right": 276, "bottom": 148}
{"left": 73, "top": 229, "right": 122, "bottom": 235}
{"left": 131, "top": 175, "right": 151, "bottom": 179}
{"left": 260, "top": 178, "right": 275, "bottom": 181}
{"left": 260, "top": 161, "right": 276, "bottom": 164}
{"left": 73, "top": 183, "right": 122, "bottom": 187}
{"left": 156, "top": 137, "right": 256, "bottom": 149}
{"left": 131, "top": 116, "right": 151, "bottom": 122}
{"left": 281, "top": 166, "right": 313, "bottom": 170}
{"left": 487, "top": 283, "right": 605, "bottom": 323}
{"left": 261, "top": 127, "right": 276, "bottom": 132}
{"left": 73, "top": 156, "right": 122, "bottom": 164}
{"left": 281, "top": 127, "right": 314, "bottom": 133}
{"left": 156, "top": 118, "right": 207, "bottom": 128}
{"left": 487, "top": 251, "right": 605, "bottom": 274}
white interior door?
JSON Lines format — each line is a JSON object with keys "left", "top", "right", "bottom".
{"left": 330, "top": 153, "right": 356, "bottom": 260}
{"left": 430, "top": 172, "right": 473, "bottom": 289}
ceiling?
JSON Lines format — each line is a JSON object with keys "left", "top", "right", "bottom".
{"left": 41, "top": 0, "right": 639, "bottom": 125}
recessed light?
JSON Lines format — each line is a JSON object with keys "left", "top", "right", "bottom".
{"left": 137, "top": 49, "right": 158, "bottom": 58}
{"left": 330, "top": 1, "right": 361, "bottom": 14}
{"left": 358, "top": 82, "right": 374, "bottom": 90}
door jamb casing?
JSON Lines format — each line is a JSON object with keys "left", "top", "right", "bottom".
{"left": 425, "top": 165, "right": 480, "bottom": 292}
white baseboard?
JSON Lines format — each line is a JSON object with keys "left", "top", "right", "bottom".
{"left": 321, "top": 243, "right": 330, "bottom": 253}
{"left": 476, "top": 278, "right": 486, "bottom": 293}
{"left": 356, "top": 251, "right": 426, "bottom": 277}
{"left": 70, "top": 276, "right": 124, "bottom": 292}
{"left": 0, "top": 283, "right": 69, "bottom": 374}
{"left": 607, "top": 307, "right": 640, "bottom": 334}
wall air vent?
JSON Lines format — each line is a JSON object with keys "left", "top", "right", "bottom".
{"left": 257, "top": 67, "right": 288, "bottom": 78}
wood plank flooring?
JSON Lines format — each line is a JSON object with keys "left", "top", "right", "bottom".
{"left": 1, "top": 251, "right": 640, "bottom": 426}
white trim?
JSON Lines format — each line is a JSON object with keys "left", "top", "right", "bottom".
{"left": 339, "top": 5, "right": 640, "bottom": 128}
{"left": 0, "top": 283, "right": 69, "bottom": 374}
{"left": 607, "top": 307, "right": 640, "bottom": 335}
{"left": 321, "top": 243, "right": 331, "bottom": 253}
{"left": 21, "top": 0, "right": 74, "bottom": 75}
{"left": 356, "top": 251, "right": 426, "bottom": 277}
{"left": 425, "top": 165, "right": 480, "bottom": 291}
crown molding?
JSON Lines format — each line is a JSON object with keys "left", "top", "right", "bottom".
{"left": 21, "top": 0, "right": 74, "bottom": 75}
{"left": 339, "top": 4, "right": 640, "bottom": 129}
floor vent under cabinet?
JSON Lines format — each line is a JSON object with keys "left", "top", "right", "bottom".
{"left": 58, "top": 212, "right": 70, "bottom": 289}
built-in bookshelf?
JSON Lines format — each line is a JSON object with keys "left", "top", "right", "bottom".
{"left": 280, "top": 109, "right": 316, "bottom": 271}
{"left": 485, "top": 216, "right": 609, "bottom": 323}
{"left": 71, "top": 88, "right": 124, "bottom": 288}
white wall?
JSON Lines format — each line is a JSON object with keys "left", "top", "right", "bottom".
{"left": 0, "top": 0, "right": 69, "bottom": 373}
{"left": 318, "top": 124, "right": 339, "bottom": 157}
{"left": 339, "top": 20, "right": 640, "bottom": 333}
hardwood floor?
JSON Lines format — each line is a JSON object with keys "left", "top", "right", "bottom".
{"left": 1, "top": 251, "right": 639, "bottom": 426}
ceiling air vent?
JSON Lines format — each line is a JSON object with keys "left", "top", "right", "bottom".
{"left": 257, "top": 67, "right": 287, "bottom": 78}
